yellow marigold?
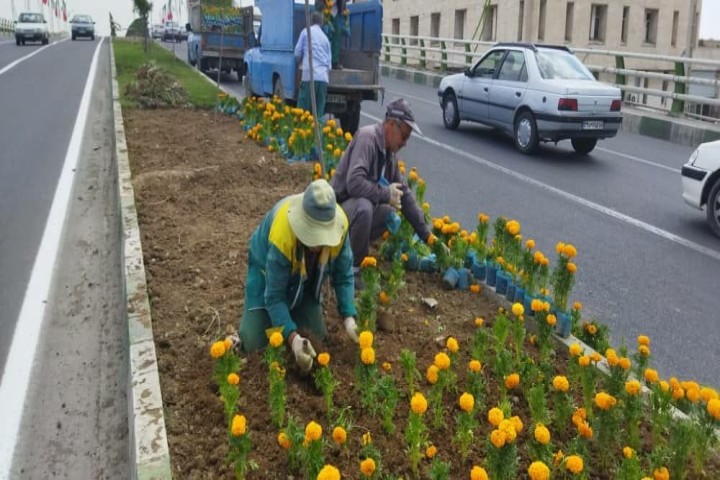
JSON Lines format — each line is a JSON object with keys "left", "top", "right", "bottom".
{"left": 578, "top": 356, "right": 591, "bottom": 368}
{"left": 470, "top": 284, "right": 481, "bottom": 293}
{"left": 474, "top": 316, "right": 484, "bottom": 327}
{"left": 533, "top": 251, "right": 545, "bottom": 264}
{"left": 660, "top": 381, "right": 670, "bottom": 393}
{"left": 687, "top": 387, "right": 701, "bottom": 403}
{"left": 446, "top": 337, "right": 459, "bottom": 353}
{"left": 317, "top": 464, "right": 340, "bottom": 480}
{"left": 345, "top": 132, "right": 352, "bottom": 141}
{"left": 378, "top": 291, "right": 389, "bottom": 305}
{"left": 426, "top": 365, "right": 439, "bottom": 384}
{"left": 470, "top": 465, "right": 489, "bottom": 480}
{"left": 210, "top": 341, "right": 226, "bottom": 359}
{"left": 573, "top": 301, "right": 583, "bottom": 311}
{"left": 224, "top": 337, "right": 233, "bottom": 351}
{"left": 534, "top": 424, "right": 550, "bottom": 445}
{"left": 469, "top": 360, "right": 482, "bottom": 373}
{"left": 644, "top": 368, "right": 659, "bottom": 384}
{"left": 332, "top": 426, "right": 346, "bottom": 445}
{"left": 269, "top": 331, "right": 284, "bottom": 348}
{"left": 606, "top": 349, "right": 619, "bottom": 367}
{"left": 573, "top": 407, "right": 587, "bottom": 423}
{"left": 526, "top": 239, "right": 536, "bottom": 249}
{"left": 708, "top": 398, "right": 720, "bottom": 420}
{"left": 360, "top": 347, "right": 375, "bottom": 365}
{"left": 327, "top": 119, "right": 336, "bottom": 128}
{"left": 360, "top": 256, "right": 377, "bottom": 269}
{"left": 427, "top": 234, "right": 437, "bottom": 246}
{"left": 506, "top": 220, "right": 521, "bottom": 235}
{"left": 434, "top": 352, "right": 451, "bottom": 370}
{"left": 408, "top": 170, "right": 419, "bottom": 181}
{"left": 478, "top": 212, "right": 490, "bottom": 223}
{"left": 546, "top": 314, "right": 557, "bottom": 327}
{"left": 358, "top": 330, "right": 373, "bottom": 349}
{"left": 553, "top": 375, "right": 570, "bottom": 392}
{"left": 411, "top": 392, "right": 428, "bottom": 415}
{"left": 590, "top": 352, "right": 602, "bottom": 363}
{"left": 231, "top": 414, "right": 247, "bottom": 436}
{"left": 556, "top": 242, "right": 565, "bottom": 254}
{"left": 510, "top": 415, "right": 523, "bottom": 433}
{"left": 305, "top": 421, "right": 322, "bottom": 442}
{"left": 528, "top": 461, "right": 550, "bottom": 480}
{"left": 653, "top": 467, "right": 669, "bottom": 480}
{"left": 567, "top": 262, "right": 577, "bottom": 274}
{"left": 700, "top": 387, "right": 718, "bottom": 403}
{"left": 562, "top": 243, "right": 577, "bottom": 258}
{"left": 425, "top": 445, "right": 437, "bottom": 459}
{"left": 401, "top": 253, "right": 409, "bottom": 262}
{"left": 505, "top": 373, "right": 520, "bottom": 389}
{"left": 278, "top": 431, "right": 291, "bottom": 449}
{"left": 360, "top": 458, "right": 376, "bottom": 477}
{"left": 362, "top": 431, "right": 372, "bottom": 445}
{"left": 433, "top": 219, "right": 444, "bottom": 230}
{"left": 511, "top": 303, "right": 524, "bottom": 317}
{"left": 459, "top": 392, "right": 474, "bottom": 412}
{"left": 530, "top": 299, "right": 543, "bottom": 312}
{"left": 623, "top": 446, "right": 634, "bottom": 459}
{"left": 638, "top": 335, "right": 651, "bottom": 346}
{"left": 488, "top": 407, "right": 504, "bottom": 426}
{"left": 638, "top": 345, "right": 651, "bottom": 357}
{"left": 553, "top": 450, "right": 565, "bottom": 466}
{"left": 594, "top": 392, "right": 617, "bottom": 410}
{"left": 490, "top": 429, "right": 507, "bottom": 448}
{"left": 317, "top": 352, "right": 330, "bottom": 367}
{"left": 382, "top": 361, "right": 392, "bottom": 372}
{"left": 499, "top": 419, "right": 517, "bottom": 442}
{"left": 326, "top": 143, "right": 333, "bottom": 151}
{"left": 619, "top": 357, "right": 632, "bottom": 370}
{"left": 578, "top": 421, "right": 593, "bottom": 438}
{"left": 587, "top": 324, "right": 597, "bottom": 335}
{"left": 565, "top": 455, "right": 584, "bottom": 474}
{"left": 336, "top": 128, "right": 343, "bottom": 136}
{"left": 227, "top": 373, "right": 240, "bottom": 385}
{"left": 333, "top": 148, "right": 342, "bottom": 157}
{"left": 626, "top": 380, "right": 642, "bottom": 396}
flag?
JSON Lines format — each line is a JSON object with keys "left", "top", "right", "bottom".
{"left": 42, "top": 0, "right": 48, "bottom": 5}
{"left": 167, "top": 0, "right": 173, "bottom": 21}
{"left": 62, "top": 0, "right": 67, "bottom": 22}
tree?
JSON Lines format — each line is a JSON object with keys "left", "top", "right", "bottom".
{"left": 132, "top": 0, "right": 153, "bottom": 52}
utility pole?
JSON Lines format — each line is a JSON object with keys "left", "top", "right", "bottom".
{"left": 685, "top": 0, "right": 698, "bottom": 88}
{"left": 11, "top": 0, "right": 17, "bottom": 20}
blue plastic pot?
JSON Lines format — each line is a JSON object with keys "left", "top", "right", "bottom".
{"left": 486, "top": 263, "right": 498, "bottom": 287}
{"left": 419, "top": 255, "right": 437, "bottom": 273}
{"left": 406, "top": 251, "right": 420, "bottom": 271}
{"left": 523, "top": 292, "right": 534, "bottom": 315}
{"left": 505, "top": 282, "right": 516, "bottom": 301}
{"left": 495, "top": 271, "right": 509, "bottom": 295}
{"left": 442, "top": 267, "right": 460, "bottom": 289}
{"left": 556, "top": 310, "right": 572, "bottom": 338}
{"left": 457, "top": 268, "right": 470, "bottom": 291}
{"left": 465, "top": 251, "right": 478, "bottom": 268}
{"left": 514, "top": 286, "right": 525, "bottom": 304}
{"left": 471, "top": 261, "right": 487, "bottom": 282}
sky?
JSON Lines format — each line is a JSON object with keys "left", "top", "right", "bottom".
{"left": 0, "top": 0, "right": 719, "bottom": 41}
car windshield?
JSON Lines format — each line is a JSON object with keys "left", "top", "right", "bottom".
{"left": 19, "top": 13, "right": 43, "bottom": 23}
{"left": 72, "top": 15, "right": 92, "bottom": 23}
{"left": 535, "top": 50, "right": 594, "bottom": 80}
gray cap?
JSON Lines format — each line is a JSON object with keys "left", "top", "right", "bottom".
{"left": 385, "top": 98, "right": 423, "bottom": 136}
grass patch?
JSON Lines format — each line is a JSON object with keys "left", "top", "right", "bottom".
{"left": 113, "top": 38, "right": 219, "bottom": 109}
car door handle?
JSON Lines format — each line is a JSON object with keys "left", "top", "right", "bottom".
{"left": 483, "top": 87, "right": 489, "bottom": 92}
{"left": 515, "top": 92, "right": 522, "bottom": 97}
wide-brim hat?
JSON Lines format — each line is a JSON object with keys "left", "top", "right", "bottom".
{"left": 287, "top": 179, "right": 345, "bottom": 247}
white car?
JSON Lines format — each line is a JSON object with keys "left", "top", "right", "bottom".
{"left": 14, "top": 12, "right": 49, "bottom": 46}
{"left": 682, "top": 140, "right": 720, "bottom": 237}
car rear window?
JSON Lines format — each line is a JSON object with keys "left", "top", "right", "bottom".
{"left": 535, "top": 50, "right": 594, "bottom": 80}
{"left": 72, "top": 16, "right": 92, "bottom": 23}
{"left": 19, "top": 13, "right": 43, "bottom": 23}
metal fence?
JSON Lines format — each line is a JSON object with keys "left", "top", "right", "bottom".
{"left": 0, "top": 18, "right": 14, "bottom": 35}
{"left": 382, "top": 33, "right": 720, "bottom": 121}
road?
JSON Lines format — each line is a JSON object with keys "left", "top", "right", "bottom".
{"left": 0, "top": 38, "right": 127, "bottom": 477}
{"left": 163, "top": 40, "right": 719, "bottom": 387}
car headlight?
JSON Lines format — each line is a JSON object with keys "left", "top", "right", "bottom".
{"left": 688, "top": 149, "right": 699, "bottom": 166}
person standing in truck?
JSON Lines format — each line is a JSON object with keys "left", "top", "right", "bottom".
{"left": 316, "top": 0, "right": 347, "bottom": 69}
{"left": 294, "top": 12, "right": 331, "bottom": 117}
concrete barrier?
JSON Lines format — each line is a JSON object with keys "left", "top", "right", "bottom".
{"left": 0, "top": 18, "right": 15, "bottom": 35}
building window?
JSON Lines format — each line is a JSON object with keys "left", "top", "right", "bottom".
{"left": 454, "top": 9, "right": 466, "bottom": 40}
{"left": 391, "top": 18, "right": 399, "bottom": 44}
{"left": 481, "top": 5, "right": 497, "bottom": 41}
{"left": 621, "top": 6, "right": 629, "bottom": 44}
{"left": 644, "top": 9, "right": 658, "bottom": 45}
{"left": 410, "top": 15, "right": 419, "bottom": 45}
{"left": 430, "top": 12, "right": 441, "bottom": 46}
{"left": 671, "top": 11, "right": 679, "bottom": 47}
{"left": 564, "top": 2, "right": 574, "bottom": 42}
{"left": 517, "top": 0, "right": 524, "bottom": 41}
{"left": 589, "top": 4, "right": 607, "bottom": 43}
{"left": 538, "top": 0, "right": 546, "bottom": 41}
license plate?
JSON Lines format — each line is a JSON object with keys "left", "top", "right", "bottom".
{"left": 582, "top": 120, "right": 604, "bottom": 130}
{"left": 327, "top": 94, "right": 346, "bottom": 105}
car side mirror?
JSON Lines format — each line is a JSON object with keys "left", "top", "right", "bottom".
{"left": 464, "top": 67, "right": 472, "bottom": 77}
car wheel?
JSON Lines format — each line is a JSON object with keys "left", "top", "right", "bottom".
{"left": 706, "top": 178, "right": 720, "bottom": 238}
{"left": 72, "top": 34, "right": 76, "bottom": 40}
{"left": 91, "top": 35, "right": 95, "bottom": 41}
{"left": 514, "top": 110, "right": 539, "bottom": 154}
{"left": 571, "top": 138, "right": 598, "bottom": 155}
{"left": 442, "top": 92, "right": 460, "bottom": 130}
{"left": 21, "top": 40, "right": 25, "bottom": 46}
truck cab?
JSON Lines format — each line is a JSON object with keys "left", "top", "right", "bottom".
{"left": 244, "top": 0, "right": 383, "bottom": 134}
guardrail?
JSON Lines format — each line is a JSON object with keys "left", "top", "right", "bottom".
{"left": 0, "top": 18, "right": 14, "bottom": 35}
{"left": 382, "top": 33, "right": 720, "bottom": 119}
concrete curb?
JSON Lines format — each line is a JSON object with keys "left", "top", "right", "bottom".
{"left": 380, "top": 63, "right": 720, "bottom": 149}
{"left": 110, "top": 41, "right": 173, "bottom": 480}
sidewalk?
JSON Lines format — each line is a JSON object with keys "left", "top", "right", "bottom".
{"left": 380, "top": 63, "right": 720, "bottom": 148}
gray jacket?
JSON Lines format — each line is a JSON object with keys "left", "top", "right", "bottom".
{"left": 331, "top": 123, "right": 431, "bottom": 242}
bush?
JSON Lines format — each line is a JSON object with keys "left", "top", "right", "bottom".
{"left": 124, "top": 62, "right": 189, "bottom": 108}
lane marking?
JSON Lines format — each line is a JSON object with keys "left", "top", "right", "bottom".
{"left": 362, "top": 111, "right": 720, "bottom": 263}
{"left": 0, "top": 37, "right": 105, "bottom": 478}
{"left": 597, "top": 146, "right": 681, "bottom": 174}
{"left": 385, "top": 88, "right": 438, "bottom": 107}
{"left": 0, "top": 37, "right": 68, "bottom": 77}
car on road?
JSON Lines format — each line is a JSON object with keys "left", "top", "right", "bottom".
{"left": 438, "top": 43, "right": 622, "bottom": 155}
{"left": 682, "top": 140, "right": 720, "bottom": 237}
{"left": 69, "top": 14, "right": 95, "bottom": 41}
{"left": 151, "top": 24, "right": 164, "bottom": 39}
{"left": 14, "top": 12, "right": 49, "bottom": 46}
{"left": 162, "top": 21, "right": 183, "bottom": 42}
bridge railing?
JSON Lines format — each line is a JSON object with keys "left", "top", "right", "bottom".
{"left": 0, "top": 18, "right": 15, "bottom": 35}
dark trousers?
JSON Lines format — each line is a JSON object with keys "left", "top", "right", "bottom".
{"left": 297, "top": 81, "right": 328, "bottom": 118}
{"left": 340, "top": 197, "right": 394, "bottom": 267}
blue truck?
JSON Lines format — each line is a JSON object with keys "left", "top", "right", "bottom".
{"left": 187, "top": 1, "right": 258, "bottom": 82}
{"left": 244, "top": 0, "right": 383, "bottom": 134}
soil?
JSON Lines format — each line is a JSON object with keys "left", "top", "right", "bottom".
{"left": 124, "top": 109, "right": 719, "bottom": 479}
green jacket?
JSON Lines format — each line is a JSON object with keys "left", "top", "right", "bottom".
{"left": 245, "top": 197, "right": 357, "bottom": 339}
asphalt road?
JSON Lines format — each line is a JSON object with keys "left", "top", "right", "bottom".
{"left": 164, "top": 39, "right": 720, "bottom": 387}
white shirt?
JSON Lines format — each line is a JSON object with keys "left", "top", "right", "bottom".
{"left": 294, "top": 24, "right": 331, "bottom": 83}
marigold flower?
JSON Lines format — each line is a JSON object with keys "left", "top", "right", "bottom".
{"left": 470, "top": 284, "right": 481, "bottom": 293}
{"left": 587, "top": 324, "right": 597, "bottom": 335}
{"left": 578, "top": 421, "right": 593, "bottom": 438}
{"left": 505, "top": 373, "right": 520, "bottom": 389}
{"left": 578, "top": 356, "right": 590, "bottom": 368}
{"left": 317, "top": 464, "right": 340, "bottom": 480}
{"left": 531, "top": 299, "right": 544, "bottom": 312}
{"left": 470, "top": 465, "right": 489, "bottom": 480}
{"left": 573, "top": 407, "right": 587, "bottom": 422}
{"left": 469, "top": 360, "right": 482, "bottom": 373}
{"left": 511, "top": 303, "right": 524, "bottom": 317}
{"left": 567, "top": 262, "right": 577, "bottom": 273}
{"left": 606, "top": 349, "right": 618, "bottom": 366}
{"left": 490, "top": 429, "right": 507, "bottom": 448}
{"left": 619, "top": 357, "right": 631, "bottom": 370}
{"left": 210, "top": 341, "right": 226, "bottom": 359}
{"left": 434, "top": 352, "right": 451, "bottom": 370}
{"left": 304, "top": 421, "right": 323, "bottom": 442}
{"left": 425, "top": 445, "right": 437, "bottom": 459}
{"left": 378, "top": 291, "right": 389, "bottom": 305}
{"left": 687, "top": 387, "right": 701, "bottom": 403}
{"left": 360, "top": 256, "right": 377, "bottom": 269}
{"left": 510, "top": 415, "right": 523, "bottom": 433}
{"left": 411, "top": 392, "right": 428, "bottom": 415}
{"left": 660, "top": 381, "right": 670, "bottom": 393}
{"left": 573, "top": 301, "right": 582, "bottom": 310}
{"left": 478, "top": 212, "right": 489, "bottom": 223}
{"left": 333, "top": 148, "right": 342, "bottom": 157}
{"left": 700, "top": 387, "right": 718, "bottom": 403}
{"left": 361, "top": 347, "right": 375, "bottom": 365}
{"left": 528, "top": 461, "right": 550, "bottom": 480}
{"left": 708, "top": 398, "right": 720, "bottom": 420}
{"left": 525, "top": 239, "right": 535, "bottom": 249}
{"left": 638, "top": 335, "right": 651, "bottom": 346}
{"left": 638, "top": 345, "right": 650, "bottom": 357}
{"left": 546, "top": 314, "right": 557, "bottom": 327}
{"left": 625, "top": 380, "right": 642, "bottom": 396}
{"left": 345, "top": 132, "right": 352, "bottom": 142}
{"left": 382, "top": 361, "right": 392, "bottom": 372}
{"left": 653, "top": 467, "right": 670, "bottom": 480}
{"left": 358, "top": 331, "right": 373, "bottom": 349}
{"left": 506, "top": 220, "right": 521, "bottom": 235}
{"left": 278, "top": 431, "right": 291, "bottom": 449}
{"left": 553, "top": 375, "right": 569, "bottom": 392}
{"left": 227, "top": 373, "right": 240, "bottom": 385}
{"left": 556, "top": 242, "right": 565, "bottom": 254}
{"left": 231, "top": 414, "right": 247, "bottom": 436}
{"left": 427, "top": 234, "right": 437, "bottom": 246}
{"left": 623, "top": 446, "right": 634, "bottom": 459}
{"left": 224, "top": 337, "right": 233, "bottom": 351}
{"left": 553, "top": 450, "right": 564, "bottom": 466}
{"left": 594, "top": 392, "right": 617, "bottom": 410}
{"left": 565, "top": 455, "right": 584, "bottom": 474}
{"left": 534, "top": 424, "right": 550, "bottom": 444}
{"left": 474, "top": 317, "right": 484, "bottom": 327}
{"left": 459, "top": 392, "right": 474, "bottom": 412}
{"left": 644, "top": 368, "right": 659, "bottom": 384}
{"left": 361, "top": 431, "right": 372, "bottom": 445}
{"left": 317, "top": 352, "right": 330, "bottom": 367}
{"left": 533, "top": 251, "right": 545, "bottom": 264}
{"left": 562, "top": 243, "right": 577, "bottom": 258}
{"left": 498, "top": 419, "right": 516, "bottom": 441}
{"left": 590, "top": 352, "right": 602, "bottom": 363}
{"left": 268, "top": 331, "right": 284, "bottom": 348}
{"left": 426, "top": 365, "right": 439, "bottom": 384}
{"left": 331, "top": 426, "right": 346, "bottom": 445}
{"left": 360, "top": 458, "right": 376, "bottom": 477}
{"left": 401, "top": 253, "right": 409, "bottom": 262}
{"left": 488, "top": 407, "right": 504, "bottom": 426}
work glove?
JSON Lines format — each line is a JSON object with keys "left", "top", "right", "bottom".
{"left": 388, "top": 182, "right": 403, "bottom": 209}
{"left": 291, "top": 334, "right": 317, "bottom": 373}
{"left": 227, "top": 334, "right": 242, "bottom": 355}
{"left": 343, "top": 317, "right": 359, "bottom": 343}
